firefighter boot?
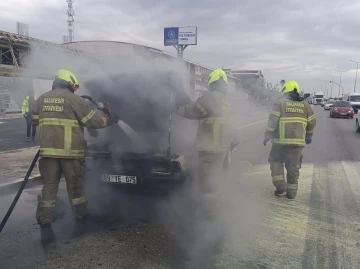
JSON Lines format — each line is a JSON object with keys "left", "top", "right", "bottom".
{"left": 286, "top": 189, "right": 297, "bottom": 199}
{"left": 40, "top": 224, "right": 56, "bottom": 247}
{"left": 274, "top": 189, "right": 286, "bottom": 196}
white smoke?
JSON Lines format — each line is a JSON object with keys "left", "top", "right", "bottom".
{"left": 16, "top": 43, "right": 264, "bottom": 267}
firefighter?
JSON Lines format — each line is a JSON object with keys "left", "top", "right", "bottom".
{"left": 31, "top": 69, "right": 120, "bottom": 228}
{"left": 176, "top": 68, "right": 231, "bottom": 218}
{"left": 22, "top": 92, "right": 37, "bottom": 142}
{"left": 263, "top": 80, "right": 316, "bottom": 199}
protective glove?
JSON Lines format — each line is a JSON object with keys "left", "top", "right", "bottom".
{"left": 263, "top": 137, "right": 271, "bottom": 146}
{"left": 305, "top": 138, "right": 312, "bottom": 144}
{"left": 108, "top": 113, "right": 120, "bottom": 125}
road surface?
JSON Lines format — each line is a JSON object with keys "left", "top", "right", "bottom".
{"left": 1, "top": 105, "right": 360, "bottom": 268}
{"left": 0, "top": 117, "right": 39, "bottom": 152}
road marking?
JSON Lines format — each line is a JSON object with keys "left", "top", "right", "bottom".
{"left": 0, "top": 121, "right": 5, "bottom": 124}
{"left": 236, "top": 119, "right": 267, "bottom": 129}
{"left": 341, "top": 161, "right": 360, "bottom": 208}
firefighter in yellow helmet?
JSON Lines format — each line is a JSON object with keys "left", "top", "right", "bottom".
{"left": 176, "top": 69, "right": 231, "bottom": 218}
{"left": 263, "top": 80, "right": 316, "bottom": 199}
{"left": 31, "top": 69, "right": 120, "bottom": 228}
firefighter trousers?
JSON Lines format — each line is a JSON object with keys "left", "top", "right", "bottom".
{"left": 198, "top": 152, "right": 226, "bottom": 217}
{"left": 268, "top": 144, "right": 303, "bottom": 198}
{"left": 38, "top": 157, "right": 88, "bottom": 224}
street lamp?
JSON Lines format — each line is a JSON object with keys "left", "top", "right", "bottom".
{"left": 319, "top": 80, "right": 327, "bottom": 98}
{"left": 334, "top": 69, "right": 347, "bottom": 98}
{"left": 328, "top": 75, "right": 339, "bottom": 98}
{"left": 329, "top": 80, "right": 345, "bottom": 99}
{"left": 349, "top": 60, "right": 360, "bottom": 92}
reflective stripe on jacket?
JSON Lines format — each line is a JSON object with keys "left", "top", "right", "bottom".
{"left": 176, "top": 91, "right": 231, "bottom": 153}
{"left": 31, "top": 88, "right": 110, "bottom": 158}
{"left": 264, "top": 96, "right": 316, "bottom": 146}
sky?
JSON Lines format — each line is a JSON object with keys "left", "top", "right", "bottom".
{"left": 2, "top": 0, "right": 360, "bottom": 96}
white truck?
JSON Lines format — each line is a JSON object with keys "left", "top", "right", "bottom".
{"left": 343, "top": 93, "right": 360, "bottom": 132}
{"left": 343, "top": 92, "right": 360, "bottom": 110}
{"left": 313, "top": 91, "right": 324, "bottom": 105}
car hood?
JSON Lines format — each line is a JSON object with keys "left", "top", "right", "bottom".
{"left": 83, "top": 71, "right": 198, "bottom": 156}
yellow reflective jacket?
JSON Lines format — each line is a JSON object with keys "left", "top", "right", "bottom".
{"left": 31, "top": 88, "right": 111, "bottom": 158}
{"left": 176, "top": 91, "right": 231, "bottom": 153}
{"left": 21, "top": 96, "right": 37, "bottom": 115}
{"left": 264, "top": 94, "right": 316, "bottom": 146}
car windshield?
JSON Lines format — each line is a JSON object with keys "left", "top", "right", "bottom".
{"left": 349, "top": 95, "right": 360, "bottom": 102}
{"left": 334, "top": 101, "right": 351, "bottom": 107}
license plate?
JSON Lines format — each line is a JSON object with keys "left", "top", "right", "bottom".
{"left": 102, "top": 174, "right": 137, "bottom": 184}
{"left": 340, "top": 113, "right": 347, "bottom": 115}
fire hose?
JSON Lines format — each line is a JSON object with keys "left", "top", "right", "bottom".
{"left": 0, "top": 95, "right": 109, "bottom": 233}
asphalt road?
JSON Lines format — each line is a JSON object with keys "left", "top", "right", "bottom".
{"left": 2, "top": 105, "right": 360, "bottom": 268}
{"left": 0, "top": 117, "right": 39, "bottom": 152}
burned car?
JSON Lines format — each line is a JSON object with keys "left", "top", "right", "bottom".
{"left": 83, "top": 71, "right": 198, "bottom": 189}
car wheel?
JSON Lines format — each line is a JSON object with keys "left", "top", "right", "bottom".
{"left": 356, "top": 119, "right": 360, "bottom": 133}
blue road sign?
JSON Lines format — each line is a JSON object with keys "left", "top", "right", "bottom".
{"left": 164, "top": 27, "right": 179, "bottom": 46}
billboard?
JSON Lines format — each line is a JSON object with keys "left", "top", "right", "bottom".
{"left": 164, "top": 26, "right": 197, "bottom": 46}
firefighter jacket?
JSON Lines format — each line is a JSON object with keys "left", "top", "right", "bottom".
{"left": 264, "top": 92, "right": 316, "bottom": 146}
{"left": 22, "top": 96, "right": 37, "bottom": 116}
{"left": 176, "top": 91, "right": 231, "bottom": 153}
{"left": 31, "top": 88, "right": 111, "bottom": 158}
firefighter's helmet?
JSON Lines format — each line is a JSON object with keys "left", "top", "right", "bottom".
{"left": 55, "top": 69, "right": 79, "bottom": 91}
{"left": 282, "top": 80, "right": 300, "bottom": 95}
{"left": 208, "top": 69, "right": 228, "bottom": 86}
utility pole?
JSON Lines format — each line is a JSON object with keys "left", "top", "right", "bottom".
{"left": 349, "top": 60, "right": 360, "bottom": 93}
{"left": 334, "top": 69, "right": 347, "bottom": 98}
{"left": 66, "top": 0, "right": 75, "bottom": 42}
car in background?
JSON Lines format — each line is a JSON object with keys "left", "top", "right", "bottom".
{"left": 324, "top": 100, "right": 335, "bottom": 110}
{"left": 330, "top": 100, "right": 354, "bottom": 118}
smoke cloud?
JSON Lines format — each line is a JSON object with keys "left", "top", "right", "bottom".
{"left": 14, "top": 43, "right": 264, "bottom": 268}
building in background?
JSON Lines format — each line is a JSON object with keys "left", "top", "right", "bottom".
{"left": 0, "top": 30, "right": 251, "bottom": 110}
{"left": 231, "top": 70, "right": 265, "bottom": 91}
{"left": 0, "top": 86, "right": 19, "bottom": 114}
